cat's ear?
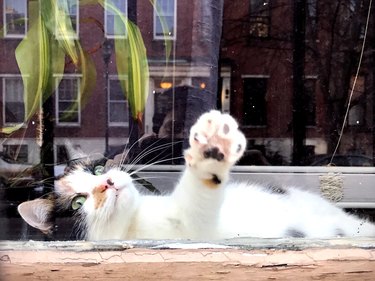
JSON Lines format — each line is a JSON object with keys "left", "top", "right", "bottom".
{"left": 17, "top": 199, "right": 54, "bottom": 235}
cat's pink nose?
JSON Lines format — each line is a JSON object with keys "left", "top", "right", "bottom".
{"left": 95, "top": 184, "right": 108, "bottom": 193}
{"left": 95, "top": 178, "right": 116, "bottom": 193}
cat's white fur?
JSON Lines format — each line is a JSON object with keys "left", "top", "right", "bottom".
{"left": 19, "top": 110, "right": 375, "bottom": 240}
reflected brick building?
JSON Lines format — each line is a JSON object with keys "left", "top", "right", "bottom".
{"left": 220, "top": 0, "right": 374, "bottom": 164}
{"left": 0, "top": 0, "right": 216, "bottom": 164}
{"left": 0, "top": 0, "right": 374, "bottom": 165}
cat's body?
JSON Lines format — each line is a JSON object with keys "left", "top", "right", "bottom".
{"left": 18, "top": 110, "right": 375, "bottom": 240}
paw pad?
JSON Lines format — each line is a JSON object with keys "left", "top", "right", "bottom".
{"left": 203, "top": 147, "right": 224, "bottom": 161}
{"left": 223, "top": 123, "right": 230, "bottom": 135}
{"left": 186, "top": 110, "right": 246, "bottom": 167}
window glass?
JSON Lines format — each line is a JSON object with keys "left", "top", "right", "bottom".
{"left": 2, "top": 77, "right": 25, "bottom": 125}
{"left": 304, "top": 77, "right": 317, "bottom": 126}
{"left": 56, "top": 76, "right": 80, "bottom": 125}
{"left": 3, "top": 0, "right": 27, "bottom": 37}
{"left": 105, "top": 0, "right": 127, "bottom": 38}
{"left": 55, "top": 0, "right": 79, "bottom": 39}
{"left": 0, "top": 0, "right": 374, "bottom": 241}
{"left": 248, "top": 0, "right": 270, "bottom": 37}
{"left": 242, "top": 77, "right": 268, "bottom": 126}
{"left": 154, "top": 0, "right": 176, "bottom": 39}
{"left": 108, "top": 77, "right": 129, "bottom": 126}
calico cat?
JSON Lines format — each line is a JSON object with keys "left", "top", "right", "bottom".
{"left": 18, "top": 110, "right": 375, "bottom": 240}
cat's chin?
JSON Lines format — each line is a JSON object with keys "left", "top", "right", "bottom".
{"left": 109, "top": 184, "right": 140, "bottom": 211}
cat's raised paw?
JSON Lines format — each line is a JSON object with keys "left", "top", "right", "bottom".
{"left": 185, "top": 110, "right": 246, "bottom": 170}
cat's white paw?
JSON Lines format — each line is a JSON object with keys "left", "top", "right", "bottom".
{"left": 185, "top": 110, "right": 246, "bottom": 184}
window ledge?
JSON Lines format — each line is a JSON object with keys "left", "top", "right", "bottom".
{"left": 1, "top": 238, "right": 375, "bottom": 279}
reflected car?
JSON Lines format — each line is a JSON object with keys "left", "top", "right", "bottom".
{"left": 0, "top": 153, "right": 36, "bottom": 186}
{"left": 0, "top": 152, "right": 67, "bottom": 186}
{"left": 310, "top": 154, "right": 373, "bottom": 166}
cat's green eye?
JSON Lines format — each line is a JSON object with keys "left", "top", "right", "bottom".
{"left": 71, "top": 195, "right": 87, "bottom": 210}
{"left": 94, "top": 165, "right": 105, "bottom": 175}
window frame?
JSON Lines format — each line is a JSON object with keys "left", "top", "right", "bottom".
{"left": 248, "top": 0, "right": 270, "bottom": 38}
{"left": 1, "top": 74, "right": 27, "bottom": 127}
{"left": 2, "top": 0, "right": 28, "bottom": 39}
{"left": 241, "top": 74, "right": 269, "bottom": 127}
{"left": 104, "top": 0, "right": 128, "bottom": 39}
{"left": 108, "top": 75, "right": 129, "bottom": 127}
{"left": 55, "top": 74, "right": 81, "bottom": 127}
{"left": 153, "top": 0, "right": 177, "bottom": 40}
{"left": 55, "top": 0, "right": 80, "bottom": 40}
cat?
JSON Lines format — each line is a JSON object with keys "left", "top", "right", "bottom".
{"left": 18, "top": 110, "right": 375, "bottom": 240}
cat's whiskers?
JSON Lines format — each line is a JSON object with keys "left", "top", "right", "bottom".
{"left": 124, "top": 140, "right": 184, "bottom": 172}
{"left": 125, "top": 142, "right": 180, "bottom": 172}
{"left": 36, "top": 176, "right": 56, "bottom": 185}
{"left": 128, "top": 155, "right": 185, "bottom": 177}
{"left": 121, "top": 137, "right": 170, "bottom": 169}
{"left": 118, "top": 134, "right": 151, "bottom": 167}
{"left": 118, "top": 123, "right": 137, "bottom": 165}
{"left": 132, "top": 175, "right": 175, "bottom": 181}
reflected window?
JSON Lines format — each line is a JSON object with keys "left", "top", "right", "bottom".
{"left": 3, "top": 0, "right": 27, "bottom": 38}
{"left": 348, "top": 104, "right": 364, "bottom": 126}
{"left": 2, "top": 76, "right": 25, "bottom": 125}
{"left": 248, "top": 0, "right": 270, "bottom": 38}
{"left": 243, "top": 76, "right": 268, "bottom": 126}
{"left": 304, "top": 77, "right": 316, "bottom": 126}
{"left": 306, "top": 0, "right": 317, "bottom": 30}
{"left": 56, "top": 0, "right": 79, "bottom": 39}
{"left": 56, "top": 76, "right": 80, "bottom": 126}
{"left": 348, "top": 75, "right": 365, "bottom": 127}
{"left": 108, "top": 77, "right": 129, "bottom": 126}
{"left": 105, "top": 0, "right": 127, "bottom": 38}
{"left": 154, "top": 0, "right": 176, "bottom": 40}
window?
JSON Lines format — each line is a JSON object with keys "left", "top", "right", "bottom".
{"left": 108, "top": 77, "right": 129, "bottom": 126}
{"left": 307, "top": 0, "right": 317, "bottom": 27}
{"left": 55, "top": 0, "right": 79, "bottom": 39}
{"left": 348, "top": 76, "right": 365, "bottom": 127}
{"left": 55, "top": 76, "right": 80, "bottom": 126}
{"left": 2, "top": 76, "right": 25, "bottom": 126}
{"left": 248, "top": 0, "right": 270, "bottom": 38}
{"left": 1, "top": 0, "right": 375, "bottom": 258}
{"left": 242, "top": 77, "right": 268, "bottom": 126}
{"left": 3, "top": 0, "right": 27, "bottom": 38}
{"left": 304, "top": 77, "right": 316, "bottom": 126}
{"left": 105, "top": 0, "right": 128, "bottom": 38}
{"left": 153, "top": 0, "right": 176, "bottom": 40}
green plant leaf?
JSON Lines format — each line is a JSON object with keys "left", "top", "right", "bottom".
{"left": 116, "top": 20, "right": 149, "bottom": 123}
{"left": 1, "top": 1, "right": 65, "bottom": 134}
{"left": 41, "top": 0, "right": 79, "bottom": 64}
{"left": 101, "top": 0, "right": 150, "bottom": 122}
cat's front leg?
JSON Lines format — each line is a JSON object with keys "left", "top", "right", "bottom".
{"left": 171, "top": 110, "right": 246, "bottom": 239}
